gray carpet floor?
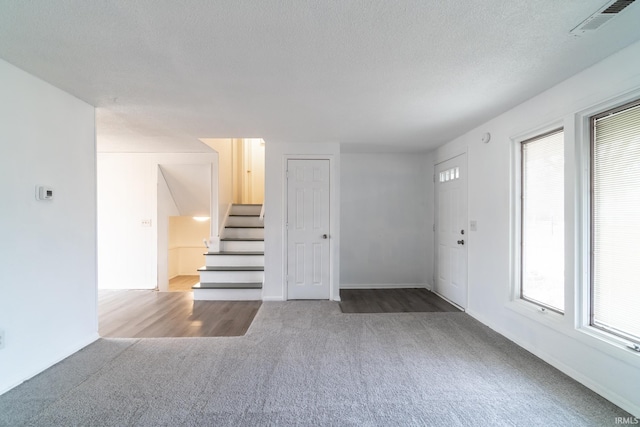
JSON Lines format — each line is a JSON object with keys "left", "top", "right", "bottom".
{"left": 0, "top": 302, "right": 631, "bottom": 426}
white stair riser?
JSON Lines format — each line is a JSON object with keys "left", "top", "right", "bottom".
{"left": 220, "top": 240, "right": 265, "bottom": 252}
{"left": 205, "top": 255, "right": 264, "bottom": 267}
{"left": 224, "top": 228, "right": 264, "bottom": 239}
{"left": 199, "top": 270, "right": 264, "bottom": 283}
{"left": 230, "top": 205, "right": 262, "bottom": 216}
{"left": 193, "top": 288, "right": 262, "bottom": 301}
{"left": 227, "top": 216, "right": 263, "bottom": 227}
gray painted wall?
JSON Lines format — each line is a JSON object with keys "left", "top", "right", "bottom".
{"left": 340, "top": 153, "right": 433, "bottom": 288}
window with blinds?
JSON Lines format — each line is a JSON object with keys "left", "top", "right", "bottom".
{"left": 521, "top": 129, "right": 565, "bottom": 312}
{"left": 591, "top": 99, "right": 640, "bottom": 344}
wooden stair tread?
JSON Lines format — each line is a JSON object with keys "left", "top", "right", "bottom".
{"left": 198, "top": 266, "right": 264, "bottom": 272}
{"left": 193, "top": 282, "right": 263, "bottom": 289}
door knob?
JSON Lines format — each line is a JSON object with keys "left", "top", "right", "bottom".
{"left": 322, "top": 234, "right": 328, "bottom": 239}
{"left": 457, "top": 239, "right": 465, "bottom": 245}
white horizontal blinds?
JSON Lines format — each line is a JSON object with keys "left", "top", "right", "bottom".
{"left": 592, "top": 101, "right": 640, "bottom": 343}
{"left": 521, "top": 129, "right": 564, "bottom": 312}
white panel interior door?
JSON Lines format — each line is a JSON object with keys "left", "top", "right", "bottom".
{"left": 286, "top": 159, "right": 330, "bottom": 299}
{"left": 435, "top": 154, "right": 468, "bottom": 308}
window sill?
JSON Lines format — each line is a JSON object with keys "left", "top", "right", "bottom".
{"left": 506, "top": 298, "right": 567, "bottom": 330}
{"left": 506, "top": 299, "right": 640, "bottom": 367}
{"left": 570, "top": 326, "right": 640, "bottom": 367}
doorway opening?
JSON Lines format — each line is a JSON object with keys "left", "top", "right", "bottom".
{"left": 157, "top": 163, "right": 213, "bottom": 293}
{"left": 193, "top": 138, "right": 266, "bottom": 301}
{"left": 168, "top": 216, "right": 210, "bottom": 291}
{"left": 234, "top": 138, "right": 265, "bottom": 205}
{"left": 96, "top": 138, "right": 265, "bottom": 337}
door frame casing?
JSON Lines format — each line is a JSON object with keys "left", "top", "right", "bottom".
{"left": 434, "top": 151, "right": 469, "bottom": 310}
{"left": 282, "top": 154, "right": 339, "bottom": 301}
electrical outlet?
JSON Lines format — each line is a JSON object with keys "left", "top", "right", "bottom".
{"left": 0, "top": 329, "right": 5, "bottom": 349}
{"left": 141, "top": 219, "right": 152, "bottom": 227}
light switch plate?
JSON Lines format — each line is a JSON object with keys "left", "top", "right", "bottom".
{"left": 470, "top": 220, "right": 478, "bottom": 231}
{"left": 36, "top": 186, "right": 54, "bottom": 200}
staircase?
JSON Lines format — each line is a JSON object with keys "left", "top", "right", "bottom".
{"left": 192, "top": 204, "right": 264, "bottom": 300}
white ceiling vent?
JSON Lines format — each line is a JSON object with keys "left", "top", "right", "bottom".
{"left": 570, "top": 0, "right": 636, "bottom": 36}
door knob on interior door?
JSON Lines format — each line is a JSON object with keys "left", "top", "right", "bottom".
{"left": 322, "top": 234, "right": 328, "bottom": 239}
{"left": 457, "top": 239, "right": 465, "bottom": 245}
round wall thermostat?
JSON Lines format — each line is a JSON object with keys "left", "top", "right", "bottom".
{"left": 481, "top": 132, "right": 491, "bottom": 144}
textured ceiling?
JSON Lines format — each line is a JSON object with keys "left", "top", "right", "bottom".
{"left": 1, "top": 1, "right": 640, "bottom": 153}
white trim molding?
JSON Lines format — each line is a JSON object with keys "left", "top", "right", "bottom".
{"left": 282, "top": 154, "right": 339, "bottom": 301}
{"left": 340, "top": 283, "right": 428, "bottom": 290}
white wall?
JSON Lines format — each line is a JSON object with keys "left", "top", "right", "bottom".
{"left": 168, "top": 216, "right": 210, "bottom": 276}
{"left": 0, "top": 59, "right": 97, "bottom": 394}
{"left": 158, "top": 170, "right": 180, "bottom": 288}
{"left": 264, "top": 142, "right": 341, "bottom": 301}
{"left": 435, "top": 40, "right": 640, "bottom": 416}
{"left": 341, "top": 153, "right": 432, "bottom": 288}
{"left": 158, "top": 163, "right": 212, "bottom": 217}
{"left": 97, "top": 152, "right": 216, "bottom": 289}
{"left": 200, "top": 138, "right": 234, "bottom": 236}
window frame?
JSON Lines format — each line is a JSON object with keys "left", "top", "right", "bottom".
{"left": 589, "top": 97, "right": 640, "bottom": 345}
{"left": 519, "top": 127, "right": 566, "bottom": 314}
{"left": 507, "top": 90, "right": 640, "bottom": 366}
{"left": 572, "top": 89, "right": 640, "bottom": 362}
{"left": 509, "top": 120, "right": 566, "bottom": 324}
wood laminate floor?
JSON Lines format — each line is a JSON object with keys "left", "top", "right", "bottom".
{"left": 99, "top": 290, "right": 261, "bottom": 338}
{"left": 168, "top": 275, "right": 200, "bottom": 292}
{"left": 339, "top": 288, "right": 461, "bottom": 313}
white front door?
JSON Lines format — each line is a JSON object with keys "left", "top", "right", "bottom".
{"left": 286, "top": 159, "right": 331, "bottom": 299}
{"left": 435, "top": 154, "right": 468, "bottom": 309}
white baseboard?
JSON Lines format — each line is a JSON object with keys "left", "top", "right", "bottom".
{"left": 431, "top": 290, "right": 465, "bottom": 311}
{"left": 340, "top": 283, "right": 428, "bottom": 290}
{"left": 261, "top": 296, "right": 340, "bottom": 301}
{"left": 0, "top": 333, "right": 99, "bottom": 396}
{"left": 466, "top": 309, "right": 640, "bottom": 418}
